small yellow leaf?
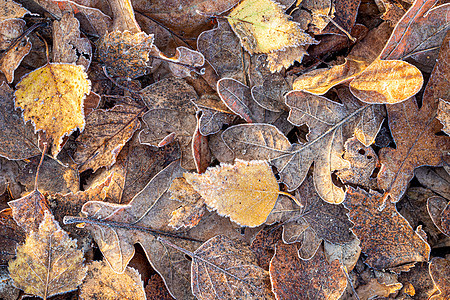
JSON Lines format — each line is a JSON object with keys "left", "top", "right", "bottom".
{"left": 8, "top": 211, "right": 86, "bottom": 299}
{"left": 350, "top": 59, "right": 423, "bottom": 104}
{"left": 14, "top": 63, "right": 90, "bottom": 156}
{"left": 184, "top": 159, "right": 280, "bottom": 227}
{"left": 228, "top": 0, "right": 317, "bottom": 54}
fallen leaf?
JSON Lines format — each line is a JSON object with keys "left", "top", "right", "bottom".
{"left": 322, "top": 0, "right": 361, "bottom": 35}
{"left": 349, "top": 58, "right": 423, "bottom": 104}
{"left": 18, "top": 154, "right": 79, "bottom": 194}
{"left": 336, "top": 136, "right": 379, "bottom": 189}
{"left": 375, "top": 0, "right": 407, "bottom": 25}
{"left": 377, "top": 32, "right": 450, "bottom": 202}
{"left": 324, "top": 238, "right": 361, "bottom": 272}
{"left": 193, "top": 94, "right": 235, "bottom": 136}
{"left": 0, "top": 82, "right": 40, "bottom": 160}
{"left": 8, "top": 211, "right": 86, "bottom": 299}
{"left": 97, "top": 30, "right": 154, "bottom": 78}
{"left": 0, "top": 208, "right": 25, "bottom": 265}
{"left": 8, "top": 189, "right": 49, "bottom": 233}
{"left": 266, "top": 45, "right": 308, "bottom": 73}
{"left": 0, "top": 266, "right": 20, "bottom": 300}
{"left": 74, "top": 98, "right": 144, "bottom": 173}
{"left": 52, "top": 11, "right": 92, "bottom": 69}
{"left": 145, "top": 274, "right": 175, "bottom": 300}
{"left": 80, "top": 260, "right": 146, "bottom": 300}
{"left": 184, "top": 159, "right": 282, "bottom": 227}
{"left": 427, "top": 196, "right": 450, "bottom": 237}
{"left": 197, "top": 18, "right": 246, "bottom": 80}
{"left": 300, "top": 0, "right": 334, "bottom": 32}
{"left": 429, "top": 257, "right": 450, "bottom": 300}
{"left": 155, "top": 46, "right": 205, "bottom": 78}
{"left": 227, "top": 0, "right": 317, "bottom": 55}
{"left": 269, "top": 243, "right": 347, "bottom": 299}
{"left": 0, "top": 36, "right": 31, "bottom": 83}
{"left": 170, "top": 234, "right": 275, "bottom": 300}
{"left": 397, "top": 262, "right": 437, "bottom": 299}
{"left": 357, "top": 277, "right": 403, "bottom": 300}
{"left": 250, "top": 225, "right": 283, "bottom": 270}
{"left": 379, "top": 0, "right": 450, "bottom": 68}
{"left": 437, "top": 99, "right": 450, "bottom": 135}
{"left": 192, "top": 122, "right": 211, "bottom": 173}
{"left": 222, "top": 87, "right": 384, "bottom": 203}
{"left": 343, "top": 187, "right": 430, "bottom": 272}
{"left": 168, "top": 177, "right": 206, "bottom": 229}
{"left": 14, "top": 63, "right": 91, "bottom": 157}
{"left": 0, "top": 0, "right": 29, "bottom": 22}
{"left": 415, "top": 167, "right": 450, "bottom": 200}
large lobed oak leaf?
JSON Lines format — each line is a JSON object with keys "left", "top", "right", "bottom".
{"left": 14, "top": 63, "right": 91, "bottom": 157}
{"left": 184, "top": 159, "right": 281, "bottom": 227}
{"left": 343, "top": 187, "right": 430, "bottom": 272}
{"left": 376, "top": 32, "right": 450, "bottom": 202}
{"left": 222, "top": 87, "right": 384, "bottom": 203}
{"left": 8, "top": 211, "right": 86, "bottom": 299}
{"left": 269, "top": 243, "right": 347, "bottom": 299}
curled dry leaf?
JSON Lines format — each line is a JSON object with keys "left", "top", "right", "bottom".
{"left": 97, "top": 30, "right": 154, "bottom": 78}
{"left": 74, "top": 99, "right": 145, "bottom": 173}
{"left": 155, "top": 46, "right": 205, "bottom": 78}
{"left": 80, "top": 260, "right": 145, "bottom": 300}
{"left": 227, "top": 0, "right": 318, "bottom": 54}
{"left": 428, "top": 257, "right": 450, "bottom": 300}
{"left": 343, "top": 187, "right": 430, "bottom": 272}
{"left": 14, "top": 63, "right": 91, "bottom": 157}
{"left": 0, "top": 82, "right": 40, "bottom": 160}
{"left": 427, "top": 196, "right": 450, "bottom": 237}
{"left": 269, "top": 243, "right": 347, "bottom": 300}
{"left": 184, "top": 159, "right": 282, "bottom": 227}
{"left": 181, "top": 234, "right": 275, "bottom": 300}
{"left": 377, "top": 32, "right": 450, "bottom": 202}
{"left": 0, "top": 36, "right": 31, "bottom": 83}
{"left": 437, "top": 99, "right": 450, "bottom": 135}
{"left": 52, "top": 11, "right": 92, "bottom": 69}
{"left": 8, "top": 211, "right": 87, "bottom": 299}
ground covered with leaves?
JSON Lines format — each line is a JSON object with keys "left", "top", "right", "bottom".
{"left": 0, "top": 0, "right": 449, "bottom": 299}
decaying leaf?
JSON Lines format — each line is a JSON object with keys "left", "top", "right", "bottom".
{"left": 377, "top": 32, "right": 450, "bottom": 202}
{"left": 145, "top": 274, "right": 175, "bottom": 300}
{"left": 0, "top": 36, "right": 31, "bottom": 83}
{"left": 356, "top": 276, "right": 403, "bottom": 299}
{"left": 397, "top": 262, "right": 437, "bottom": 299}
{"left": 52, "top": 11, "right": 92, "bottom": 69}
{"left": 415, "top": 167, "right": 450, "bottom": 200}
{"left": 74, "top": 98, "right": 144, "bottom": 173}
{"left": 437, "top": 99, "right": 450, "bottom": 135}
{"left": 0, "top": 82, "right": 40, "bottom": 160}
{"left": 343, "top": 187, "right": 430, "bottom": 272}
{"left": 8, "top": 211, "right": 86, "bottom": 299}
{"left": 336, "top": 136, "right": 379, "bottom": 189}
{"left": 184, "top": 159, "right": 282, "bottom": 227}
{"left": 324, "top": 238, "right": 361, "bottom": 272}
{"left": 222, "top": 87, "right": 384, "bottom": 203}
{"left": 8, "top": 189, "right": 49, "bottom": 233}
{"left": 155, "top": 46, "right": 205, "bottom": 78}
{"left": 14, "top": 63, "right": 91, "bottom": 156}
{"left": 182, "top": 235, "right": 275, "bottom": 300}
{"left": 250, "top": 225, "right": 283, "bottom": 270}
{"left": 429, "top": 257, "right": 450, "bottom": 300}
{"left": 228, "top": 0, "right": 317, "bottom": 55}
{"left": 269, "top": 243, "right": 347, "bottom": 299}
{"left": 80, "top": 260, "right": 145, "bottom": 300}
{"left": 97, "top": 30, "right": 154, "bottom": 78}
{"left": 427, "top": 196, "right": 450, "bottom": 237}
{"left": 0, "top": 0, "right": 29, "bottom": 22}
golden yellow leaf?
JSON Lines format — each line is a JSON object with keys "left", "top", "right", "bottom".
{"left": 8, "top": 211, "right": 86, "bottom": 299}
{"left": 228, "top": 0, "right": 317, "bottom": 54}
{"left": 350, "top": 59, "right": 423, "bottom": 104}
{"left": 184, "top": 159, "right": 282, "bottom": 227}
{"left": 14, "top": 63, "right": 90, "bottom": 156}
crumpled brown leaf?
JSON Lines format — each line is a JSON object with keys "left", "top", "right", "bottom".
{"left": 8, "top": 211, "right": 87, "bottom": 299}
{"left": 343, "top": 187, "right": 430, "bottom": 272}
{"left": 269, "top": 243, "right": 347, "bottom": 299}
{"left": 0, "top": 34, "right": 31, "bottom": 83}
{"left": 250, "top": 226, "right": 283, "bottom": 270}
{"left": 80, "top": 260, "right": 146, "bottom": 300}
{"left": 8, "top": 189, "right": 49, "bottom": 233}
{"left": 429, "top": 257, "right": 450, "bottom": 300}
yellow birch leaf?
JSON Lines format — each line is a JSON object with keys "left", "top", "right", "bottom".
{"left": 14, "top": 63, "right": 91, "bottom": 157}
{"left": 184, "top": 159, "right": 282, "bottom": 227}
{"left": 8, "top": 211, "right": 87, "bottom": 299}
{"left": 228, "top": 0, "right": 317, "bottom": 54}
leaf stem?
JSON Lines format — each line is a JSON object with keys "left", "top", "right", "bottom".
{"left": 278, "top": 191, "right": 303, "bottom": 207}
